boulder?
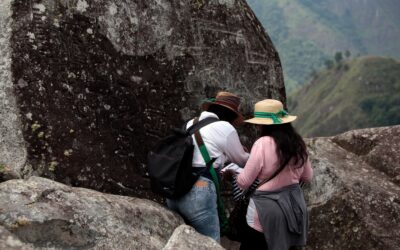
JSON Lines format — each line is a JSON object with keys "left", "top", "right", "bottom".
{"left": 163, "top": 225, "right": 224, "bottom": 250}
{"left": 305, "top": 125, "right": 400, "bottom": 249}
{"left": 0, "top": 176, "right": 184, "bottom": 249}
{"left": 0, "top": 0, "right": 28, "bottom": 182}
{"left": 0, "top": 0, "right": 284, "bottom": 196}
{"left": 0, "top": 225, "right": 32, "bottom": 250}
{"left": 333, "top": 125, "right": 400, "bottom": 185}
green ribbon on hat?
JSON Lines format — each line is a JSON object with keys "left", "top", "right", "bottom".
{"left": 202, "top": 98, "right": 216, "bottom": 103}
{"left": 254, "top": 110, "right": 289, "bottom": 124}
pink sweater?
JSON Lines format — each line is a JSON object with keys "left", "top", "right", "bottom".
{"left": 236, "top": 136, "right": 313, "bottom": 232}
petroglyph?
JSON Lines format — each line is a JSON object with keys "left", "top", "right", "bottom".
{"left": 3, "top": 0, "right": 284, "bottom": 197}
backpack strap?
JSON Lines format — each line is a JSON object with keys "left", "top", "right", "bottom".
{"left": 193, "top": 122, "right": 229, "bottom": 234}
{"left": 186, "top": 117, "right": 219, "bottom": 135}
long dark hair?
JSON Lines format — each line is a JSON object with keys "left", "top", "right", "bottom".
{"left": 260, "top": 123, "right": 308, "bottom": 169}
{"left": 207, "top": 104, "right": 238, "bottom": 124}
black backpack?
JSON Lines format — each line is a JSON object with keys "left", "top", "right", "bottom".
{"left": 147, "top": 117, "right": 219, "bottom": 199}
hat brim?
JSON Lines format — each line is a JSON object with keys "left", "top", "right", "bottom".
{"left": 202, "top": 101, "right": 244, "bottom": 126}
{"left": 244, "top": 115, "right": 297, "bottom": 125}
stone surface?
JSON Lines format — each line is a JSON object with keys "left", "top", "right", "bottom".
{"left": 1, "top": 0, "right": 284, "bottom": 197}
{"left": 304, "top": 125, "right": 400, "bottom": 249}
{"left": 333, "top": 125, "right": 400, "bottom": 185}
{"left": 0, "top": 0, "right": 28, "bottom": 182}
{"left": 1, "top": 126, "right": 399, "bottom": 249}
{"left": 163, "top": 225, "right": 224, "bottom": 250}
{"left": 0, "top": 225, "right": 32, "bottom": 250}
{"left": 0, "top": 176, "right": 184, "bottom": 249}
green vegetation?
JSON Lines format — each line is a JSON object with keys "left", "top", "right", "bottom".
{"left": 0, "top": 164, "right": 5, "bottom": 173}
{"left": 247, "top": 0, "right": 400, "bottom": 93}
{"left": 288, "top": 56, "right": 400, "bottom": 137}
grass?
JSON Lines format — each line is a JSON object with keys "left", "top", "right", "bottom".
{"left": 288, "top": 56, "right": 400, "bottom": 137}
{"left": 0, "top": 164, "right": 5, "bottom": 173}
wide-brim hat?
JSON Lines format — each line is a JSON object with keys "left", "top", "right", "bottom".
{"left": 245, "top": 99, "right": 297, "bottom": 125}
{"left": 202, "top": 91, "right": 244, "bottom": 125}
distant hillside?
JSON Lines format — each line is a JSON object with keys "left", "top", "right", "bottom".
{"left": 247, "top": 0, "right": 400, "bottom": 91}
{"left": 288, "top": 56, "right": 400, "bottom": 137}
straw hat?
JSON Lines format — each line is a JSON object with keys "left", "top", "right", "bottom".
{"left": 245, "top": 99, "right": 297, "bottom": 125}
{"left": 202, "top": 91, "right": 244, "bottom": 125}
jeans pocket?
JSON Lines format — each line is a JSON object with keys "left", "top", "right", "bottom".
{"left": 194, "top": 177, "right": 215, "bottom": 193}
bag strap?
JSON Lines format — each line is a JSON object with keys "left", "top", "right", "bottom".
{"left": 186, "top": 117, "right": 219, "bottom": 135}
{"left": 237, "top": 149, "right": 290, "bottom": 200}
{"left": 254, "top": 159, "right": 287, "bottom": 190}
{"left": 256, "top": 157, "right": 290, "bottom": 188}
{"left": 193, "top": 117, "right": 229, "bottom": 234}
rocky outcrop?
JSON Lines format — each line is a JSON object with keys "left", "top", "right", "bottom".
{"left": 0, "top": 176, "right": 186, "bottom": 249}
{"left": 163, "top": 225, "right": 224, "bottom": 250}
{"left": 0, "top": 0, "right": 28, "bottom": 182}
{"left": 1, "top": 126, "right": 399, "bottom": 249}
{"left": 0, "top": 225, "right": 31, "bottom": 250}
{"left": 0, "top": 0, "right": 284, "bottom": 196}
{"left": 333, "top": 125, "right": 400, "bottom": 185}
{"left": 304, "top": 125, "right": 400, "bottom": 249}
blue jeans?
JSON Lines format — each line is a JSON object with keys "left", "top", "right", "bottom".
{"left": 167, "top": 176, "right": 220, "bottom": 242}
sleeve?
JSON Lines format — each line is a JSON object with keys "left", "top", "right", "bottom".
{"left": 300, "top": 157, "right": 313, "bottom": 183}
{"left": 236, "top": 139, "right": 264, "bottom": 190}
{"left": 224, "top": 130, "right": 250, "bottom": 167}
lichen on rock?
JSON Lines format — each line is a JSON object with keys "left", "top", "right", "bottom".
{"left": 0, "top": 177, "right": 185, "bottom": 249}
{"left": 3, "top": 0, "right": 285, "bottom": 198}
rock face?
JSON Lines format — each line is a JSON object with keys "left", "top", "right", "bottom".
{"left": 0, "top": 225, "right": 31, "bottom": 250}
{"left": 305, "top": 125, "right": 400, "bottom": 249}
{"left": 0, "top": 0, "right": 284, "bottom": 196}
{"left": 0, "top": 0, "right": 28, "bottom": 182}
{"left": 0, "top": 176, "right": 186, "bottom": 249}
{"left": 0, "top": 126, "right": 399, "bottom": 249}
{"left": 333, "top": 125, "right": 400, "bottom": 185}
{"left": 163, "top": 225, "right": 224, "bottom": 250}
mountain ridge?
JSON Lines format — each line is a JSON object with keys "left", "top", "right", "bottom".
{"left": 247, "top": 0, "right": 400, "bottom": 90}
{"left": 288, "top": 56, "right": 400, "bottom": 137}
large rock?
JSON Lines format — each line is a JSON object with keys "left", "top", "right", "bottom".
{"left": 333, "top": 125, "right": 400, "bottom": 185}
{"left": 0, "top": 225, "right": 32, "bottom": 250}
{"left": 0, "top": 0, "right": 28, "bottom": 182}
{"left": 305, "top": 125, "right": 400, "bottom": 249}
{"left": 0, "top": 176, "right": 185, "bottom": 249}
{"left": 0, "top": 0, "right": 284, "bottom": 196}
{"left": 163, "top": 225, "right": 224, "bottom": 250}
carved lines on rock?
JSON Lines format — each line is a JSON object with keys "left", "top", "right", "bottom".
{"left": 172, "top": 18, "right": 268, "bottom": 65}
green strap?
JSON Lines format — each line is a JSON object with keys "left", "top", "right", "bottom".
{"left": 254, "top": 109, "right": 289, "bottom": 124}
{"left": 198, "top": 145, "right": 211, "bottom": 162}
{"left": 196, "top": 133, "right": 229, "bottom": 234}
{"left": 202, "top": 97, "right": 216, "bottom": 103}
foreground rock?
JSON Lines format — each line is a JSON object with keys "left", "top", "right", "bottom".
{"left": 163, "top": 225, "right": 224, "bottom": 250}
{"left": 333, "top": 125, "right": 400, "bottom": 185}
{"left": 0, "top": 0, "right": 28, "bottom": 182}
{"left": 0, "top": 176, "right": 185, "bottom": 249}
{"left": 305, "top": 125, "right": 400, "bottom": 249}
{"left": 0, "top": 225, "right": 31, "bottom": 250}
{"left": 0, "top": 0, "right": 284, "bottom": 197}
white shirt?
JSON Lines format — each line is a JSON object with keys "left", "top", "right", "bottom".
{"left": 186, "top": 111, "right": 249, "bottom": 168}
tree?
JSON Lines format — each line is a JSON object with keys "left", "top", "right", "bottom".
{"left": 345, "top": 50, "right": 351, "bottom": 58}
{"left": 324, "top": 59, "right": 334, "bottom": 69}
{"left": 335, "top": 52, "right": 343, "bottom": 64}
{"left": 310, "top": 68, "right": 318, "bottom": 79}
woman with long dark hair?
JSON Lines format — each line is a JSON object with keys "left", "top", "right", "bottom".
{"left": 236, "top": 99, "right": 313, "bottom": 250}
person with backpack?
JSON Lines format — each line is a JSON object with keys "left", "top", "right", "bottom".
{"left": 166, "top": 91, "right": 249, "bottom": 243}
{"left": 231, "top": 99, "right": 313, "bottom": 250}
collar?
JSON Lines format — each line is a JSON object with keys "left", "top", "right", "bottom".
{"left": 199, "top": 111, "right": 219, "bottom": 120}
